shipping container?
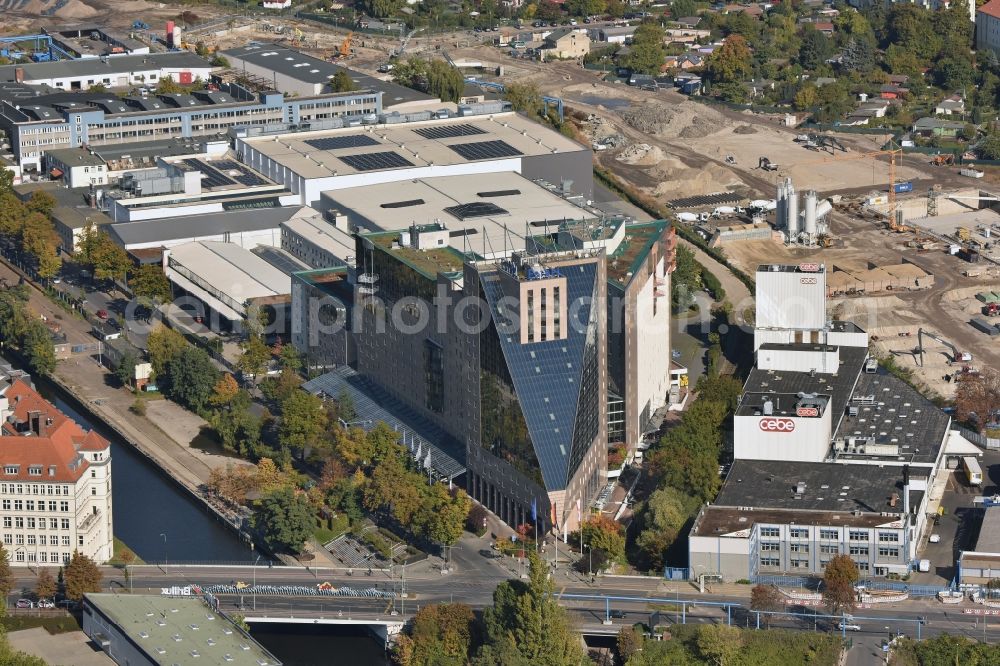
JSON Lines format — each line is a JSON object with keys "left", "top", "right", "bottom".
{"left": 959, "top": 248, "right": 981, "bottom": 263}
{"left": 960, "top": 168, "right": 985, "bottom": 179}
{"left": 971, "top": 318, "right": 1000, "bottom": 336}
{"left": 893, "top": 181, "right": 914, "bottom": 193}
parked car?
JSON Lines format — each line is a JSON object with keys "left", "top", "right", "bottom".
{"left": 15, "top": 599, "right": 33, "bottom": 609}
{"left": 36, "top": 599, "right": 55, "bottom": 609}
{"left": 929, "top": 534, "right": 941, "bottom": 543}
{"left": 96, "top": 309, "right": 109, "bottom": 319}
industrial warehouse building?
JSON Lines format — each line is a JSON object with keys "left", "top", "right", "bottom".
{"left": 83, "top": 594, "right": 280, "bottom": 666}
{"left": 688, "top": 262, "right": 969, "bottom": 582}
{"left": 234, "top": 109, "right": 594, "bottom": 207}
{"left": 223, "top": 43, "right": 433, "bottom": 107}
{"left": 0, "top": 78, "right": 382, "bottom": 172}
{"left": 164, "top": 241, "right": 300, "bottom": 326}
{"left": 0, "top": 51, "right": 211, "bottom": 90}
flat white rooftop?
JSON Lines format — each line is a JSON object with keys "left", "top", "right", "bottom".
{"left": 323, "top": 172, "right": 597, "bottom": 258}
{"left": 167, "top": 241, "right": 291, "bottom": 302}
{"left": 238, "top": 112, "right": 585, "bottom": 180}
{"left": 281, "top": 208, "right": 357, "bottom": 260}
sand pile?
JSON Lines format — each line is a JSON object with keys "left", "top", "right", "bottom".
{"left": 649, "top": 156, "right": 742, "bottom": 199}
{"left": 616, "top": 143, "right": 666, "bottom": 166}
{"left": 19, "top": 0, "right": 98, "bottom": 18}
{"left": 57, "top": 0, "right": 99, "bottom": 19}
{"left": 620, "top": 101, "right": 726, "bottom": 140}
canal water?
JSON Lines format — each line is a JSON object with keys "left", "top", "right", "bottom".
{"left": 30, "top": 375, "right": 389, "bottom": 664}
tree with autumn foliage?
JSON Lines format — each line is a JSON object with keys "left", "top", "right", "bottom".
{"left": 822, "top": 554, "right": 859, "bottom": 615}
{"left": 956, "top": 367, "right": 1000, "bottom": 433}
{"left": 209, "top": 374, "right": 263, "bottom": 456}
{"left": 63, "top": 551, "right": 102, "bottom": 601}
{"left": 707, "top": 34, "right": 752, "bottom": 83}
{"left": 573, "top": 515, "right": 626, "bottom": 565}
{"left": 392, "top": 603, "right": 478, "bottom": 666}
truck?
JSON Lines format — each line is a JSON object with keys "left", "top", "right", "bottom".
{"left": 893, "top": 181, "right": 914, "bottom": 194}
{"left": 963, "top": 456, "right": 983, "bottom": 486}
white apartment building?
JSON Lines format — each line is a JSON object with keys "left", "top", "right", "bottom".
{"left": 978, "top": 0, "right": 1000, "bottom": 54}
{"left": 0, "top": 379, "right": 113, "bottom": 567}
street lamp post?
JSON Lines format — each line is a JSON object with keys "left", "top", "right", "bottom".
{"left": 160, "top": 533, "right": 168, "bottom": 573}
{"left": 252, "top": 554, "right": 261, "bottom": 611}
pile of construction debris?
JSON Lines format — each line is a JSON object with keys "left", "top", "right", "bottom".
{"left": 620, "top": 101, "right": 725, "bottom": 140}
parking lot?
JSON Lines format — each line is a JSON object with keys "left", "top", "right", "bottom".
{"left": 912, "top": 449, "right": 1000, "bottom": 585}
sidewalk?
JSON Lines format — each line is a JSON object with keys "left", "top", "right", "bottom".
{"left": 0, "top": 259, "right": 250, "bottom": 529}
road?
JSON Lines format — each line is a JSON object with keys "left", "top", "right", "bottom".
{"left": 8, "top": 558, "right": 998, "bottom": 644}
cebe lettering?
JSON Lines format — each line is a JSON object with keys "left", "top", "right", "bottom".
{"left": 759, "top": 418, "right": 796, "bottom": 432}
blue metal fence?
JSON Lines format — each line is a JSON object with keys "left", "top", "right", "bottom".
{"left": 664, "top": 567, "right": 689, "bottom": 581}
{"left": 750, "top": 574, "right": 818, "bottom": 589}
{"left": 858, "top": 579, "right": 955, "bottom": 597}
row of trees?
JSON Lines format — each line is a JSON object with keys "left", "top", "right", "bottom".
{"left": 616, "top": 623, "right": 841, "bottom": 666}
{"left": 77, "top": 219, "right": 172, "bottom": 305}
{"left": 0, "top": 286, "right": 57, "bottom": 375}
{"left": 0, "top": 545, "right": 102, "bottom": 604}
{"left": 208, "top": 416, "right": 472, "bottom": 554}
{"left": 392, "top": 57, "right": 466, "bottom": 104}
{"left": 325, "top": 421, "right": 471, "bottom": 549}
{"left": 393, "top": 552, "right": 584, "bottom": 666}
{"left": 0, "top": 170, "right": 60, "bottom": 280}
{"left": 634, "top": 375, "right": 742, "bottom": 569}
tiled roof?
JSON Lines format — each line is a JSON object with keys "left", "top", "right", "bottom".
{"left": 1, "top": 379, "right": 107, "bottom": 483}
{"left": 980, "top": 0, "right": 1000, "bottom": 19}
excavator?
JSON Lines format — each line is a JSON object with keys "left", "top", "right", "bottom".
{"left": 931, "top": 153, "right": 955, "bottom": 166}
{"left": 916, "top": 328, "right": 971, "bottom": 367}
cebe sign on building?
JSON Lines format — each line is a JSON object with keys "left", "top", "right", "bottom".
{"left": 759, "top": 417, "right": 796, "bottom": 432}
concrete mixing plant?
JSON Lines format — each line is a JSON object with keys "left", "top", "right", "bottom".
{"left": 777, "top": 177, "right": 831, "bottom": 246}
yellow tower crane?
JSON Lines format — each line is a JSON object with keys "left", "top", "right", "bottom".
{"left": 797, "top": 143, "right": 905, "bottom": 230}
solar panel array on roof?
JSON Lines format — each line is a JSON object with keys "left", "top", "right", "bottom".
{"left": 212, "top": 160, "right": 269, "bottom": 187}
{"left": 252, "top": 246, "right": 308, "bottom": 275}
{"left": 305, "top": 135, "right": 381, "bottom": 151}
{"left": 447, "top": 140, "right": 523, "bottom": 161}
{"left": 337, "top": 151, "right": 414, "bottom": 172}
{"left": 182, "top": 159, "right": 236, "bottom": 188}
{"left": 413, "top": 123, "right": 488, "bottom": 140}
{"left": 443, "top": 202, "right": 510, "bottom": 221}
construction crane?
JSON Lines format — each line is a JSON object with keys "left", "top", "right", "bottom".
{"left": 797, "top": 143, "right": 903, "bottom": 224}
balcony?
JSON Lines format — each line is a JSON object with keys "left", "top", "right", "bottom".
{"left": 77, "top": 510, "right": 101, "bottom": 533}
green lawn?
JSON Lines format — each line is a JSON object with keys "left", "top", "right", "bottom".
{"left": 314, "top": 514, "right": 350, "bottom": 545}
{"left": 107, "top": 536, "right": 146, "bottom": 566}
